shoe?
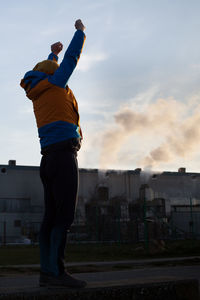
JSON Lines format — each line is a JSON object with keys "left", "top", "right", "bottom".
{"left": 39, "top": 271, "right": 87, "bottom": 288}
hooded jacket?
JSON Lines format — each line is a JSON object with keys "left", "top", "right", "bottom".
{"left": 20, "top": 30, "right": 86, "bottom": 149}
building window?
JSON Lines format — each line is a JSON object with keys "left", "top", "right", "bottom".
{"left": 98, "top": 187, "right": 109, "bottom": 201}
{"left": 14, "top": 220, "right": 21, "bottom": 227}
{"left": 121, "top": 204, "right": 129, "bottom": 220}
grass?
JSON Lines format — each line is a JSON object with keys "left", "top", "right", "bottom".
{"left": 0, "top": 245, "right": 40, "bottom": 265}
{"left": 0, "top": 240, "right": 200, "bottom": 266}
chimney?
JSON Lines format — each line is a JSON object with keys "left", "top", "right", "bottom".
{"left": 134, "top": 168, "right": 142, "bottom": 173}
{"left": 8, "top": 160, "right": 16, "bottom": 166}
{"left": 178, "top": 167, "right": 186, "bottom": 173}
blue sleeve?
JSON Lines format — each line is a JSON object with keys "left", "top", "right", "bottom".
{"left": 48, "top": 53, "right": 58, "bottom": 62}
{"left": 48, "top": 30, "right": 86, "bottom": 88}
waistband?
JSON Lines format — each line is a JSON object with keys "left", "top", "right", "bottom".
{"left": 41, "top": 138, "right": 81, "bottom": 155}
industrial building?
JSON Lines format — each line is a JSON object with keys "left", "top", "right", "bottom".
{"left": 0, "top": 160, "right": 200, "bottom": 243}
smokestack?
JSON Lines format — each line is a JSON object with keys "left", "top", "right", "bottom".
{"left": 134, "top": 168, "right": 142, "bottom": 173}
{"left": 178, "top": 167, "right": 186, "bottom": 173}
{"left": 8, "top": 160, "right": 16, "bottom": 166}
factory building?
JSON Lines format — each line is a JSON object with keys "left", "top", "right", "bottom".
{"left": 0, "top": 160, "right": 200, "bottom": 243}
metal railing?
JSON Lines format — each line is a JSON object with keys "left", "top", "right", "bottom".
{"left": 1, "top": 206, "right": 200, "bottom": 245}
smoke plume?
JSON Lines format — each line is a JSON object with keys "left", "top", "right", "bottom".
{"left": 100, "top": 96, "right": 200, "bottom": 169}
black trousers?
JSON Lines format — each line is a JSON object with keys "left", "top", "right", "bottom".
{"left": 39, "top": 148, "right": 78, "bottom": 276}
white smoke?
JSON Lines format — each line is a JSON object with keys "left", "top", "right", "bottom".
{"left": 99, "top": 95, "right": 200, "bottom": 169}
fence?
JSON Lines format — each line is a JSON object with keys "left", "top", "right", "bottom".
{"left": 0, "top": 221, "right": 6, "bottom": 245}
{"left": 1, "top": 205, "right": 200, "bottom": 245}
{"left": 69, "top": 204, "right": 200, "bottom": 243}
{"left": 170, "top": 211, "right": 200, "bottom": 239}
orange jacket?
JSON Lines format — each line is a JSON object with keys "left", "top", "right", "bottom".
{"left": 20, "top": 30, "right": 85, "bottom": 149}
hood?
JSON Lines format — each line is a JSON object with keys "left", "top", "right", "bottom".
{"left": 20, "top": 70, "right": 49, "bottom": 101}
{"left": 33, "top": 60, "right": 59, "bottom": 75}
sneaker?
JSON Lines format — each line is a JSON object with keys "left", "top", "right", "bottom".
{"left": 39, "top": 271, "right": 87, "bottom": 288}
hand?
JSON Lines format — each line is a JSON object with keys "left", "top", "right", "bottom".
{"left": 51, "top": 42, "right": 63, "bottom": 55}
{"left": 75, "top": 19, "right": 85, "bottom": 31}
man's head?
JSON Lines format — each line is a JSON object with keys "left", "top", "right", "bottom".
{"left": 33, "top": 60, "right": 59, "bottom": 75}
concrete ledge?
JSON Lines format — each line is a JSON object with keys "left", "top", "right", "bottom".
{"left": 0, "top": 279, "right": 199, "bottom": 300}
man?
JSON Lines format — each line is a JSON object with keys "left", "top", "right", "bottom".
{"left": 20, "top": 20, "right": 86, "bottom": 288}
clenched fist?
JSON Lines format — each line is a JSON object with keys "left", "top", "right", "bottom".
{"left": 51, "top": 42, "right": 63, "bottom": 56}
{"left": 75, "top": 19, "right": 85, "bottom": 32}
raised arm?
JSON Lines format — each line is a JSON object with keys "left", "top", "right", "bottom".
{"left": 48, "top": 42, "right": 63, "bottom": 62}
{"left": 49, "top": 20, "right": 86, "bottom": 88}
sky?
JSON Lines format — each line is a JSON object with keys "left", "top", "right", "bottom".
{"left": 1, "top": 0, "right": 200, "bottom": 172}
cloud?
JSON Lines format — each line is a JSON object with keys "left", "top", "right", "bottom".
{"left": 40, "top": 28, "right": 63, "bottom": 37}
{"left": 77, "top": 52, "right": 108, "bottom": 72}
{"left": 19, "top": 105, "right": 33, "bottom": 115}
